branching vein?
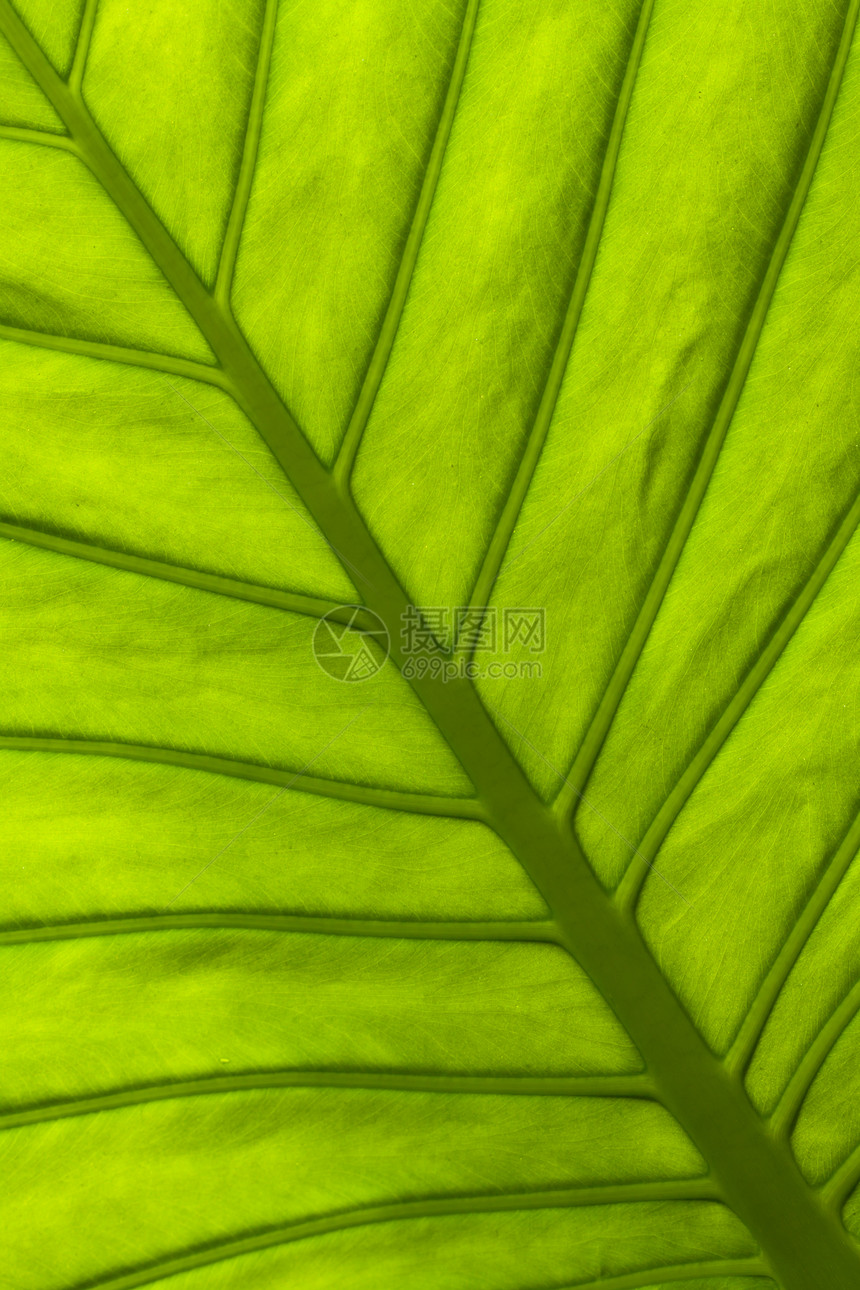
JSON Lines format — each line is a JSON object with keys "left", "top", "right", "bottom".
{"left": 0, "top": 735, "right": 485, "bottom": 820}
{"left": 553, "top": 1264, "right": 769, "bottom": 1290}
{"left": 0, "top": 318, "right": 227, "bottom": 384}
{"left": 0, "top": 912, "right": 557, "bottom": 946}
{"left": 333, "top": 0, "right": 480, "bottom": 487}
{"left": 460, "top": 0, "right": 655, "bottom": 648}
{"left": 727, "top": 805, "right": 860, "bottom": 1077}
{"left": 770, "top": 977, "right": 860, "bottom": 1139}
{"left": 823, "top": 1141, "right": 860, "bottom": 1215}
{"left": 0, "top": 124, "right": 77, "bottom": 152}
{"left": 556, "top": 17, "right": 858, "bottom": 821}
{"left": 68, "top": 0, "right": 98, "bottom": 95}
{"left": 615, "top": 491, "right": 860, "bottom": 912}
{"left": 214, "top": 0, "right": 278, "bottom": 307}
{"left": 0, "top": 519, "right": 368, "bottom": 623}
{"left": 0, "top": 1069, "right": 657, "bottom": 1131}
{"left": 54, "top": 1182, "right": 724, "bottom": 1290}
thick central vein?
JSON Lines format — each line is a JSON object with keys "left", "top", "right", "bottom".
{"left": 3, "top": 3, "right": 860, "bottom": 1286}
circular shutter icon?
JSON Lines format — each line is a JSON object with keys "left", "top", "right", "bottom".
{"left": 312, "top": 606, "right": 390, "bottom": 682}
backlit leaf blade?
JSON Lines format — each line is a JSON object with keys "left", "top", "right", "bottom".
{"left": 1, "top": 0, "right": 860, "bottom": 1288}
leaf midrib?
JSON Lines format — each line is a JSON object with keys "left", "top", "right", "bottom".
{"left": 1, "top": 2, "right": 859, "bottom": 1286}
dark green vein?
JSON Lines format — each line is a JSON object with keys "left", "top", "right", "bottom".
{"left": 62, "top": 1182, "right": 722, "bottom": 1290}
{"left": 553, "top": 1265, "right": 769, "bottom": 1290}
{"left": 0, "top": 124, "right": 76, "bottom": 151}
{"left": 214, "top": 0, "right": 277, "bottom": 307}
{"left": 68, "top": 0, "right": 98, "bottom": 93}
{"left": 615, "top": 489, "right": 860, "bottom": 912}
{"left": 822, "top": 1142, "right": 860, "bottom": 1214}
{"left": 0, "top": 3, "right": 376, "bottom": 599}
{"left": 556, "top": 8, "right": 859, "bottom": 821}
{"left": 0, "top": 1, "right": 295, "bottom": 461}
{"left": 728, "top": 805, "right": 860, "bottom": 1077}
{"left": 770, "top": 978, "right": 860, "bottom": 1140}
{"left": 0, "top": 1070, "right": 657, "bottom": 1130}
{"left": 460, "top": 0, "right": 655, "bottom": 642}
{"left": 0, "top": 912, "right": 557, "bottom": 946}
{"left": 0, "top": 518, "right": 370, "bottom": 624}
{"left": 560, "top": 1267, "right": 769, "bottom": 1290}
{"left": 97, "top": 1252, "right": 759, "bottom": 1290}
{"left": 332, "top": 0, "right": 480, "bottom": 486}
{"left": 0, "top": 319, "right": 226, "bottom": 385}
{"left": 0, "top": 735, "right": 485, "bottom": 820}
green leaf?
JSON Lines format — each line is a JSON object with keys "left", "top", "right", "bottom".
{"left": 1, "top": 0, "right": 860, "bottom": 1287}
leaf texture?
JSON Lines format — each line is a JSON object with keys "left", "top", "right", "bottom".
{"left": 2, "top": 1, "right": 860, "bottom": 1288}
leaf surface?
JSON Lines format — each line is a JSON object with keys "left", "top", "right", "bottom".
{"left": 2, "top": 1, "right": 860, "bottom": 1288}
